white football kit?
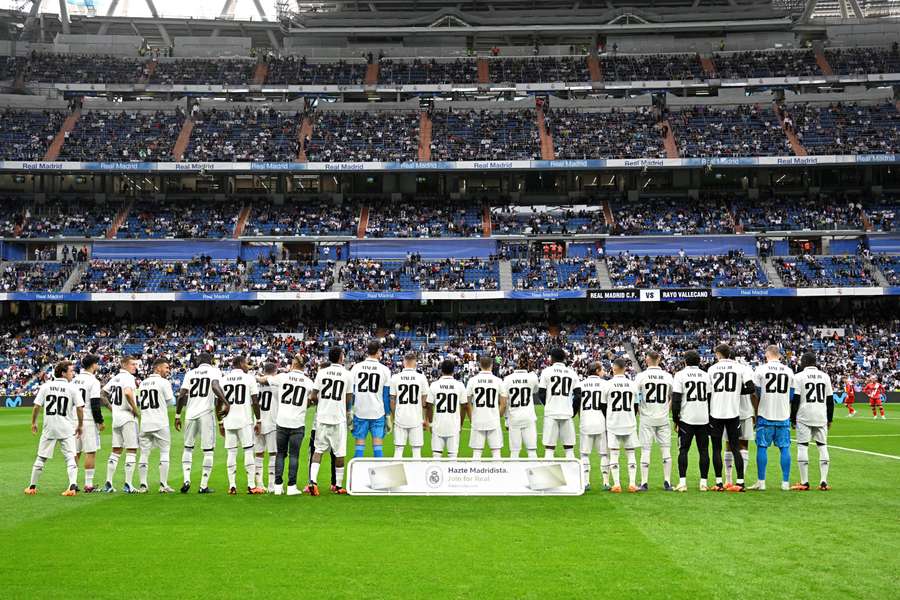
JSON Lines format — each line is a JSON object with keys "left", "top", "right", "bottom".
{"left": 349, "top": 357, "right": 393, "bottom": 421}
{"left": 502, "top": 370, "right": 539, "bottom": 456}
{"left": 314, "top": 364, "right": 353, "bottom": 458}
{"left": 72, "top": 371, "right": 102, "bottom": 454}
{"left": 466, "top": 371, "right": 505, "bottom": 454}
{"left": 389, "top": 368, "right": 429, "bottom": 451}
{"left": 794, "top": 367, "right": 834, "bottom": 445}
{"left": 137, "top": 373, "right": 175, "bottom": 488}
{"left": 604, "top": 375, "right": 639, "bottom": 450}
{"left": 104, "top": 370, "right": 138, "bottom": 450}
{"left": 753, "top": 361, "right": 795, "bottom": 422}
{"left": 538, "top": 362, "right": 580, "bottom": 448}
{"left": 633, "top": 366, "right": 673, "bottom": 450}
{"left": 578, "top": 375, "right": 609, "bottom": 456}
{"left": 255, "top": 380, "right": 279, "bottom": 454}
{"left": 220, "top": 369, "right": 260, "bottom": 449}
{"left": 427, "top": 376, "right": 468, "bottom": 456}
{"left": 34, "top": 377, "right": 84, "bottom": 460}
{"left": 181, "top": 363, "right": 222, "bottom": 451}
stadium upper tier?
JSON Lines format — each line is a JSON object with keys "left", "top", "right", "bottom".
{"left": 10, "top": 46, "right": 900, "bottom": 88}
{"left": 4, "top": 100, "right": 900, "bottom": 163}
{"left": 0, "top": 195, "right": 892, "bottom": 239}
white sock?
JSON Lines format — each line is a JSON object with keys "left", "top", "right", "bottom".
{"left": 139, "top": 455, "right": 149, "bottom": 487}
{"left": 29, "top": 456, "right": 46, "bottom": 487}
{"left": 527, "top": 449, "right": 538, "bottom": 459}
{"left": 679, "top": 477, "right": 687, "bottom": 487}
{"left": 610, "top": 449, "right": 620, "bottom": 487}
{"left": 740, "top": 448, "right": 749, "bottom": 474}
{"left": 336, "top": 466, "right": 344, "bottom": 487}
{"left": 255, "top": 456, "right": 264, "bottom": 488}
{"left": 244, "top": 449, "right": 256, "bottom": 488}
{"left": 491, "top": 449, "right": 502, "bottom": 458}
{"left": 227, "top": 448, "right": 238, "bottom": 489}
{"left": 601, "top": 454, "right": 610, "bottom": 486}
{"left": 85, "top": 468, "right": 95, "bottom": 488}
{"left": 819, "top": 445, "right": 830, "bottom": 484}
{"left": 448, "top": 451, "right": 458, "bottom": 459}
{"left": 626, "top": 450, "right": 636, "bottom": 487}
{"left": 182, "top": 448, "right": 193, "bottom": 484}
{"left": 640, "top": 446, "right": 651, "bottom": 485}
{"left": 106, "top": 452, "right": 120, "bottom": 484}
{"left": 66, "top": 455, "right": 78, "bottom": 487}
{"left": 124, "top": 454, "right": 136, "bottom": 487}
{"left": 310, "top": 461, "right": 321, "bottom": 484}
{"left": 581, "top": 453, "right": 591, "bottom": 484}
{"left": 564, "top": 447, "right": 575, "bottom": 459}
{"left": 412, "top": 447, "right": 422, "bottom": 458}
{"left": 661, "top": 447, "right": 672, "bottom": 484}
{"left": 200, "top": 451, "right": 213, "bottom": 488}
{"left": 159, "top": 460, "right": 169, "bottom": 487}
{"left": 724, "top": 451, "right": 734, "bottom": 484}
{"left": 267, "top": 457, "right": 275, "bottom": 488}
{"left": 715, "top": 476, "right": 723, "bottom": 485}
{"left": 798, "top": 443, "right": 810, "bottom": 484}
{"left": 700, "top": 478, "right": 707, "bottom": 488}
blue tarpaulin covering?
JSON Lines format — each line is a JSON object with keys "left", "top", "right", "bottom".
{"left": 349, "top": 239, "right": 497, "bottom": 259}
{"left": 868, "top": 234, "right": 900, "bottom": 254}
{"left": 829, "top": 238, "right": 861, "bottom": 255}
{"left": 605, "top": 236, "right": 757, "bottom": 257}
{"left": 92, "top": 240, "right": 241, "bottom": 260}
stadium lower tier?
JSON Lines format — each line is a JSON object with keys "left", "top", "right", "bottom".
{"left": 1, "top": 316, "right": 895, "bottom": 398}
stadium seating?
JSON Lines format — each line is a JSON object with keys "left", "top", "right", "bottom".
{"left": 377, "top": 58, "right": 477, "bottom": 84}
{"left": 606, "top": 253, "right": 768, "bottom": 288}
{"left": 672, "top": 105, "right": 789, "bottom": 157}
{"left": 25, "top": 53, "right": 145, "bottom": 83}
{"left": 873, "top": 255, "right": 900, "bottom": 285}
{"left": 488, "top": 56, "right": 590, "bottom": 83}
{"left": 0, "top": 199, "right": 119, "bottom": 238}
{"left": 246, "top": 260, "right": 335, "bottom": 291}
{"left": 58, "top": 110, "right": 185, "bottom": 162}
{"left": 430, "top": 110, "right": 539, "bottom": 161}
{"left": 245, "top": 199, "right": 357, "bottom": 237}
{"left": 791, "top": 102, "right": 900, "bottom": 155}
{"left": 0, "top": 109, "right": 67, "bottom": 161}
{"left": 734, "top": 196, "right": 863, "bottom": 231}
{"left": 305, "top": 111, "right": 419, "bottom": 162}
{"left": 150, "top": 59, "right": 254, "bottom": 85}
{"left": 366, "top": 202, "right": 483, "bottom": 237}
{"left": 711, "top": 50, "right": 820, "bottom": 79}
{"left": 339, "top": 258, "right": 499, "bottom": 291}
{"left": 0, "top": 261, "right": 73, "bottom": 291}
{"left": 184, "top": 108, "right": 300, "bottom": 162}
{"left": 512, "top": 258, "right": 598, "bottom": 289}
{"left": 491, "top": 205, "right": 608, "bottom": 235}
{"left": 774, "top": 255, "right": 877, "bottom": 287}
{"left": 601, "top": 53, "right": 703, "bottom": 81}
{"left": 117, "top": 199, "right": 240, "bottom": 239}
{"left": 825, "top": 46, "right": 900, "bottom": 75}
{"left": 611, "top": 197, "right": 733, "bottom": 235}
{"left": 265, "top": 56, "right": 366, "bottom": 85}
{"left": 72, "top": 258, "right": 244, "bottom": 292}
{"left": 548, "top": 108, "right": 666, "bottom": 159}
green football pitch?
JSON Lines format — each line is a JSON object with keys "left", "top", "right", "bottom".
{"left": 1, "top": 406, "right": 898, "bottom": 599}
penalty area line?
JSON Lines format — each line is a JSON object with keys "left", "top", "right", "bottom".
{"left": 828, "top": 445, "right": 900, "bottom": 461}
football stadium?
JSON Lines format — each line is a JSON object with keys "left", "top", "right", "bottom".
{"left": 0, "top": 0, "right": 899, "bottom": 597}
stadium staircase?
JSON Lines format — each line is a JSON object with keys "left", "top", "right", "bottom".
{"left": 762, "top": 256, "right": 785, "bottom": 287}
{"left": 661, "top": 119, "right": 680, "bottom": 159}
{"left": 498, "top": 260, "right": 513, "bottom": 291}
{"left": 624, "top": 341, "right": 641, "bottom": 373}
{"left": 536, "top": 108, "right": 555, "bottom": 160}
{"left": 43, "top": 108, "right": 81, "bottom": 161}
{"left": 106, "top": 199, "right": 134, "bottom": 239}
{"left": 357, "top": 207, "right": 369, "bottom": 238}
{"left": 171, "top": 117, "right": 194, "bottom": 161}
{"left": 251, "top": 62, "right": 268, "bottom": 85}
{"left": 813, "top": 43, "right": 834, "bottom": 76}
{"left": 774, "top": 103, "right": 808, "bottom": 156}
{"left": 333, "top": 261, "right": 346, "bottom": 291}
{"left": 233, "top": 205, "right": 251, "bottom": 238}
{"left": 477, "top": 58, "right": 490, "bottom": 84}
{"left": 700, "top": 55, "right": 716, "bottom": 77}
{"left": 587, "top": 54, "right": 602, "bottom": 82}
{"left": 61, "top": 262, "right": 87, "bottom": 292}
{"left": 297, "top": 117, "right": 313, "bottom": 162}
{"left": 482, "top": 206, "right": 492, "bottom": 237}
{"left": 860, "top": 208, "right": 874, "bottom": 231}
{"left": 365, "top": 62, "right": 379, "bottom": 86}
{"left": 418, "top": 111, "right": 432, "bottom": 161}
{"left": 865, "top": 256, "right": 890, "bottom": 286}
{"left": 595, "top": 258, "right": 612, "bottom": 288}
{"left": 601, "top": 199, "right": 614, "bottom": 228}
{"left": 139, "top": 59, "right": 158, "bottom": 84}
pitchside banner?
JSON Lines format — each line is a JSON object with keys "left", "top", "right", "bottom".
{"left": 347, "top": 458, "right": 584, "bottom": 496}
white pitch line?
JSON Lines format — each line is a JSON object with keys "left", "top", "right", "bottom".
{"left": 827, "top": 434, "right": 900, "bottom": 438}
{"left": 828, "top": 445, "right": 900, "bottom": 461}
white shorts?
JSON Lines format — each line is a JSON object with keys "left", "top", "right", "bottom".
{"left": 112, "top": 422, "right": 139, "bottom": 450}
{"left": 796, "top": 422, "right": 828, "bottom": 445}
{"left": 639, "top": 422, "right": 672, "bottom": 449}
{"left": 314, "top": 422, "right": 347, "bottom": 458}
{"left": 38, "top": 433, "right": 76, "bottom": 460}
{"left": 140, "top": 428, "right": 171, "bottom": 453}
{"left": 608, "top": 430, "right": 639, "bottom": 450}
{"left": 470, "top": 428, "right": 503, "bottom": 451}
{"left": 183, "top": 413, "right": 217, "bottom": 451}
{"left": 580, "top": 432, "right": 608, "bottom": 455}
{"left": 225, "top": 425, "right": 254, "bottom": 450}
{"left": 255, "top": 430, "right": 277, "bottom": 454}
{"left": 394, "top": 425, "right": 424, "bottom": 448}
{"left": 543, "top": 417, "right": 576, "bottom": 447}
{"left": 724, "top": 417, "right": 754, "bottom": 442}
{"left": 76, "top": 420, "right": 101, "bottom": 454}
{"left": 432, "top": 434, "right": 460, "bottom": 455}
{"left": 508, "top": 422, "right": 538, "bottom": 453}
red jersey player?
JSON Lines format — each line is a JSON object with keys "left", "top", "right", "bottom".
{"left": 862, "top": 377, "right": 886, "bottom": 420}
{"left": 844, "top": 378, "right": 856, "bottom": 417}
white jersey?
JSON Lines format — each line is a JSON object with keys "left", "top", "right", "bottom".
{"left": 34, "top": 377, "right": 83, "bottom": 439}
{"left": 104, "top": 370, "right": 137, "bottom": 428}
{"left": 603, "top": 375, "right": 638, "bottom": 436}
{"left": 314, "top": 364, "right": 353, "bottom": 426}
{"left": 72, "top": 372, "right": 101, "bottom": 424}
{"left": 389, "top": 369, "right": 429, "bottom": 428}
{"left": 181, "top": 363, "right": 223, "bottom": 420}
{"left": 257, "top": 382, "right": 279, "bottom": 434}
{"left": 578, "top": 376, "right": 607, "bottom": 435}
{"left": 466, "top": 371, "right": 504, "bottom": 431}
{"left": 349, "top": 358, "right": 392, "bottom": 419}
{"left": 427, "top": 376, "right": 467, "bottom": 437}
{"left": 538, "top": 362, "right": 580, "bottom": 419}
{"left": 737, "top": 361, "right": 756, "bottom": 419}
{"left": 502, "top": 370, "right": 538, "bottom": 427}
{"left": 273, "top": 370, "right": 314, "bottom": 429}
{"left": 633, "top": 367, "right": 673, "bottom": 426}
{"left": 138, "top": 374, "right": 175, "bottom": 433}
{"left": 220, "top": 369, "right": 260, "bottom": 430}
{"left": 708, "top": 359, "right": 755, "bottom": 420}
{"left": 673, "top": 366, "right": 711, "bottom": 425}
{"left": 753, "top": 361, "right": 795, "bottom": 422}
{"left": 794, "top": 367, "right": 834, "bottom": 427}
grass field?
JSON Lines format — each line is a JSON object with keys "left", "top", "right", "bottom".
{"left": 1, "top": 405, "right": 899, "bottom": 599}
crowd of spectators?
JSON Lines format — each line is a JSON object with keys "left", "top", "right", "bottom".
{"left": 866, "top": 202, "right": 897, "bottom": 231}
{"left": 0, "top": 109, "right": 66, "bottom": 161}
{"left": 0, "top": 198, "right": 119, "bottom": 238}
{"left": 73, "top": 257, "right": 244, "bottom": 292}
{"left": 339, "top": 256, "right": 499, "bottom": 291}
{"left": 711, "top": 50, "right": 820, "bottom": 79}
{"left": 0, "top": 261, "right": 73, "bottom": 292}
{"left": 774, "top": 255, "right": 877, "bottom": 287}
{"left": 377, "top": 58, "right": 477, "bottom": 84}
{"left": 492, "top": 204, "right": 608, "bottom": 235}
{"left": 306, "top": 111, "right": 419, "bottom": 162}
{"left": 24, "top": 53, "right": 146, "bottom": 84}
{"left": 512, "top": 258, "right": 598, "bottom": 289}
{"left": 265, "top": 56, "right": 366, "bottom": 85}
{"left": 184, "top": 108, "right": 300, "bottom": 162}
{"left": 58, "top": 110, "right": 185, "bottom": 162}
{"left": 607, "top": 251, "right": 767, "bottom": 288}
{"left": 548, "top": 108, "right": 667, "bottom": 159}
{"left": 366, "top": 202, "right": 483, "bottom": 237}
{"left": 734, "top": 196, "right": 863, "bottom": 231}
{"left": 430, "top": 109, "right": 539, "bottom": 161}
{"left": 245, "top": 198, "right": 358, "bottom": 236}
{"left": 488, "top": 56, "right": 590, "bottom": 83}
{"left": 825, "top": 45, "right": 900, "bottom": 76}
{"left": 611, "top": 197, "right": 733, "bottom": 235}
{"left": 873, "top": 254, "right": 900, "bottom": 285}
{"left": 246, "top": 258, "right": 335, "bottom": 292}
{"left": 150, "top": 59, "right": 255, "bottom": 85}
{"left": 601, "top": 53, "right": 703, "bottom": 81}
{"left": 117, "top": 199, "right": 239, "bottom": 238}
{"left": 788, "top": 102, "right": 900, "bottom": 155}
{"left": 673, "top": 105, "right": 790, "bottom": 157}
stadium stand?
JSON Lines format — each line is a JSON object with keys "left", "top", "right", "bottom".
{"left": 547, "top": 108, "right": 666, "bottom": 159}
{"left": 184, "top": 108, "right": 300, "bottom": 162}
{"left": 244, "top": 198, "right": 358, "bottom": 237}
{"left": 606, "top": 252, "right": 768, "bottom": 288}
{"left": 672, "top": 105, "right": 790, "bottom": 157}
{"left": 774, "top": 255, "right": 877, "bottom": 287}
{"left": 711, "top": 49, "right": 820, "bottom": 78}
{"left": 58, "top": 110, "right": 185, "bottom": 162}
{"left": 430, "top": 109, "right": 540, "bottom": 160}
{"left": 366, "top": 201, "right": 483, "bottom": 238}
{"left": 491, "top": 205, "right": 608, "bottom": 235}
{"left": 305, "top": 111, "right": 419, "bottom": 162}
{"left": 0, "top": 109, "right": 67, "bottom": 160}
{"left": 265, "top": 56, "right": 366, "bottom": 85}
{"left": 339, "top": 257, "right": 499, "bottom": 290}
{"left": 488, "top": 56, "right": 591, "bottom": 83}
{"left": 377, "top": 58, "right": 478, "bottom": 84}
{"left": 511, "top": 258, "right": 598, "bottom": 289}
{"left": 601, "top": 52, "right": 703, "bottom": 81}
{"left": 790, "top": 102, "right": 900, "bottom": 155}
